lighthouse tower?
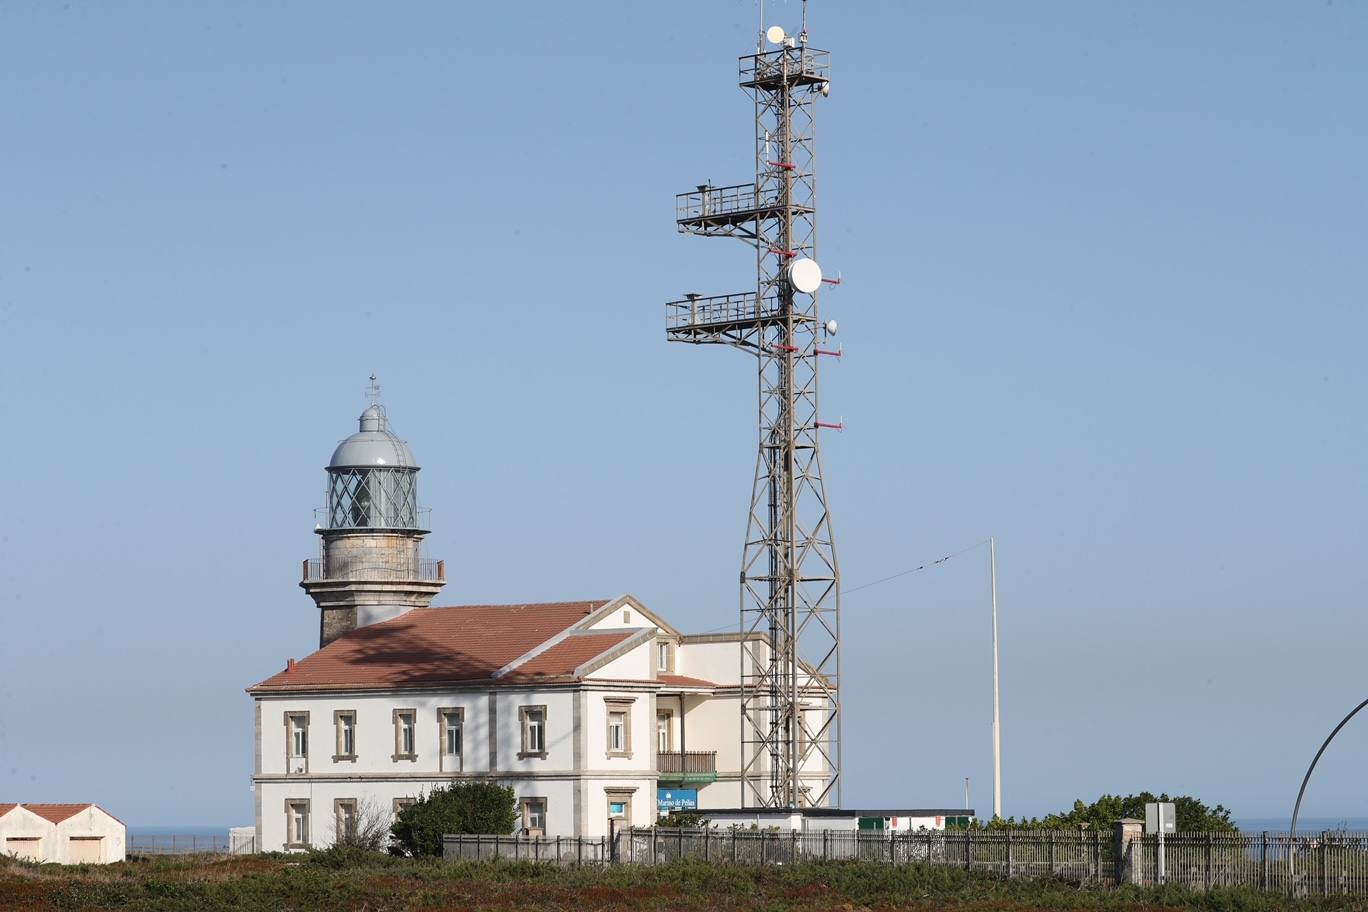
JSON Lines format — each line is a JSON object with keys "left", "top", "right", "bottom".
{"left": 301, "top": 392, "right": 446, "bottom": 647}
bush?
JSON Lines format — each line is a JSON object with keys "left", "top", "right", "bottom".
{"left": 390, "top": 783, "right": 518, "bottom": 857}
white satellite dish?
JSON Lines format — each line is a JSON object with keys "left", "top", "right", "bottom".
{"left": 825, "top": 319, "right": 838, "bottom": 336}
{"left": 765, "top": 25, "right": 787, "bottom": 46}
{"left": 787, "top": 257, "right": 823, "bottom": 294}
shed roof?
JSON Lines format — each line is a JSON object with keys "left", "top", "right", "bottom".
{"left": 22, "top": 804, "right": 95, "bottom": 824}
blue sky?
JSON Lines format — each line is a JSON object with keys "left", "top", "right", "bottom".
{"left": 1, "top": 1, "right": 1364, "bottom": 827}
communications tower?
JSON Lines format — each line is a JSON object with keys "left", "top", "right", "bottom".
{"left": 665, "top": 15, "right": 842, "bottom": 808}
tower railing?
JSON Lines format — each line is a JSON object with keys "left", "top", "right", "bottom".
{"left": 739, "top": 46, "right": 830, "bottom": 88}
{"left": 665, "top": 292, "right": 782, "bottom": 333}
{"left": 676, "top": 184, "right": 814, "bottom": 225}
{"left": 303, "top": 557, "right": 445, "bottom": 583}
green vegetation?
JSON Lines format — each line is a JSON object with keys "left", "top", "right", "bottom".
{"left": 390, "top": 782, "right": 519, "bottom": 857}
{"left": 984, "top": 792, "right": 1237, "bottom": 831}
{"left": 2, "top": 852, "right": 1363, "bottom": 912}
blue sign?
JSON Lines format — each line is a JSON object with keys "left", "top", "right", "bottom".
{"left": 657, "top": 788, "right": 698, "bottom": 813}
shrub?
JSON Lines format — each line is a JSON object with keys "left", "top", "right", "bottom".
{"left": 390, "top": 783, "right": 518, "bottom": 857}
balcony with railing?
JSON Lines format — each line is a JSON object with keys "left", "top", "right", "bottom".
{"left": 302, "top": 557, "right": 445, "bottom": 583}
{"left": 657, "top": 751, "right": 718, "bottom": 784}
{"left": 666, "top": 292, "right": 782, "bottom": 341}
{"left": 676, "top": 183, "right": 811, "bottom": 235}
{"left": 739, "top": 46, "right": 830, "bottom": 90}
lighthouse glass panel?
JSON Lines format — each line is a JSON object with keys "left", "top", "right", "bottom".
{"left": 327, "top": 469, "right": 418, "bottom": 529}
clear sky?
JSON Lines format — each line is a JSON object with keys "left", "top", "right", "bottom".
{"left": 1, "top": 1, "right": 1364, "bottom": 827}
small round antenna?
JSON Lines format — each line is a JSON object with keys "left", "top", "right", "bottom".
{"left": 765, "top": 25, "right": 787, "bottom": 46}
{"left": 787, "top": 257, "right": 823, "bottom": 294}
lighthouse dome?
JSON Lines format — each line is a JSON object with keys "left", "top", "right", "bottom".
{"left": 329, "top": 405, "right": 417, "bottom": 469}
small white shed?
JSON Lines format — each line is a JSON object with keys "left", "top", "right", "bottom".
{"left": 0, "top": 803, "right": 126, "bottom": 864}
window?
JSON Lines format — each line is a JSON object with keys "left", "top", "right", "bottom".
{"left": 334, "top": 711, "right": 356, "bottom": 761}
{"left": 622, "top": 609, "right": 630, "bottom": 624}
{"left": 438, "top": 707, "right": 463, "bottom": 772}
{"left": 656, "top": 711, "right": 672, "bottom": 754}
{"left": 519, "top": 705, "right": 547, "bottom": 758}
{"left": 657, "top": 641, "right": 673, "bottom": 672}
{"left": 285, "top": 712, "right": 309, "bottom": 773}
{"left": 285, "top": 799, "right": 310, "bottom": 848}
{"left": 393, "top": 797, "right": 416, "bottom": 817}
{"left": 334, "top": 799, "right": 357, "bottom": 843}
{"left": 392, "top": 709, "right": 416, "bottom": 761}
{"left": 605, "top": 788, "right": 635, "bottom": 827}
{"left": 604, "top": 697, "right": 634, "bottom": 758}
{"left": 520, "top": 798, "right": 547, "bottom": 836}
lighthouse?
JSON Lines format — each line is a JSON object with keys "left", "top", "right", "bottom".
{"left": 300, "top": 391, "right": 445, "bottom": 647}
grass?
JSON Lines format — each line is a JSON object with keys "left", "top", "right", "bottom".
{"left": 2, "top": 851, "right": 1367, "bottom": 911}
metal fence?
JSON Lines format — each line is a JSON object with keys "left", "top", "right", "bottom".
{"left": 443, "top": 827, "right": 1114, "bottom": 883}
{"left": 1133, "top": 831, "right": 1368, "bottom": 896}
{"left": 128, "top": 833, "right": 254, "bottom": 855}
{"left": 441, "top": 833, "right": 612, "bottom": 865}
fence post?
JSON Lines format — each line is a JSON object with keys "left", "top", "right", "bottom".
{"left": 1261, "top": 832, "right": 1268, "bottom": 891}
{"left": 1321, "top": 833, "right": 1329, "bottom": 897}
{"left": 1114, "top": 819, "right": 1143, "bottom": 885}
{"left": 1048, "top": 830, "right": 1056, "bottom": 876}
{"left": 965, "top": 830, "right": 972, "bottom": 871}
{"left": 704, "top": 828, "right": 710, "bottom": 863}
{"left": 927, "top": 829, "right": 933, "bottom": 867}
{"left": 791, "top": 830, "right": 798, "bottom": 866}
{"left": 732, "top": 828, "right": 737, "bottom": 864}
{"left": 652, "top": 828, "right": 657, "bottom": 865}
{"left": 1204, "top": 832, "right": 1214, "bottom": 891}
{"left": 1006, "top": 831, "right": 1013, "bottom": 879}
{"left": 889, "top": 831, "right": 895, "bottom": 865}
{"left": 823, "top": 829, "right": 829, "bottom": 862}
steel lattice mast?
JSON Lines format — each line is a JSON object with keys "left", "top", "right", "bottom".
{"left": 665, "top": 25, "right": 840, "bottom": 809}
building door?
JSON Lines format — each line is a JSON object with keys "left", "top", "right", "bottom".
{"left": 6, "top": 838, "right": 41, "bottom": 861}
{"left": 68, "top": 837, "right": 103, "bottom": 864}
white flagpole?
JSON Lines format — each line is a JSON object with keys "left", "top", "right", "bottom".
{"left": 991, "top": 537, "right": 1002, "bottom": 820}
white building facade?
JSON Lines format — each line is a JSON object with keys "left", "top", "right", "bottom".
{"left": 248, "top": 403, "right": 832, "bottom": 851}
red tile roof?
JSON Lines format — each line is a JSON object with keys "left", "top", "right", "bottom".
{"left": 0, "top": 803, "right": 17, "bottom": 817}
{"left": 501, "top": 631, "right": 635, "bottom": 681}
{"left": 22, "top": 804, "right": 92, "bottom": 824}
{"left": 250, "top": 601, "right": 618, "bottom": 691}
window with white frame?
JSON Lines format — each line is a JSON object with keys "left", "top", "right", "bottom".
{"left": 656, "top": 711, "right": 672, "bottom": 754}
{"left": 392, "top": 709, "right": 417, "bottom": 761}
{"left": 334, "top": 710, "right": 356, "bottom": 761}
{"left": 605, "top": 697, "right": 634, "bottom": 758}
{"left": 439, "top": 707, "right": 463, "bottom": 770}
{"left": 285, "top": 799, "right": 310, "bottom": 847}
{"left": 521, "top": 797, "right": 546, "bottom": 835}
{"left": 519, "top": 706, "right": 547, "bottom": 758}
{"left": 657, "top": 641, "right": 673, "bottom": 672}
{"left": 285, "top": 712, "right": 309, "bottom": 773}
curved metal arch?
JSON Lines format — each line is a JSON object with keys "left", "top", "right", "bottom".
{"left": 1291, "top": 697, "right": 1368, "bottom": 835}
